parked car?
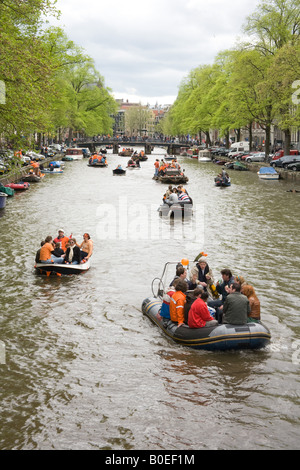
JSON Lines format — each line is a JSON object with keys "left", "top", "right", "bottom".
{"left": 25, "top": 151, "right": 45, "bottom": 161}
{"left": 287, "top": 161, "right": 300, "bottom": 171}
{"left": 271, "top": 149, "right": 299, "bottom": 161}
{"left": 271, "top": 155, "right": 300, "bottom": 168}
{"left": 245, "top": 152, "right": 266, "bottom": 162}
{"left": 0, "top": 159, "right": 9, "bottom": 174}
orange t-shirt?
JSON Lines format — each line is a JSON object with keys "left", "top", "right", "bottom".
{"left": 53, "top": 236, "right": 69, "bottom": 252}
{"left": 39, "top": 242, "right": 54, "bottom": 261}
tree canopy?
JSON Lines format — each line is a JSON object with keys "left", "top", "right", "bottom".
{"left": 0, "top": 0, "right": 117, "bottom": 146}
{"left": 162, "top": 0, "right": 300, "bottom": 154}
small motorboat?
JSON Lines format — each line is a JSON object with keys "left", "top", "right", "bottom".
{"left": 22, "top": 173, "right": 44, "bottom": 182}
{"left": 5, "top": 182, "right": 30, "bottom": 191}
{"left": 156, "top": 168, "right": 188, "bottom": 184}
{"left": 142, "top": 260, "right": 271, "bottom": 351}
{"left": 158, "top": 202, "right": 193, "bottom": 219}
{"left": 214, "top": 176, "right": 231, "bottom": 187}
{"left": 225, "top": 161, "right": 248, "bottom": 171}
{"left": 257, "top": 167, "right": 280, "bottom": 180}
{"left": 113, "top": 167, "right": 126, "bottom": 175}
{"left": 119, "top": 148, "right": 134, "bottom": 156}
{"left": 88, "top": 155, "right": 108, "bottom": 167}
{"left": 62, "top": 156, "right": 74, "bottom": 161}
{"left": 198, "top": 150, "right": 211, "bottom": 162}
{"left": 0, "top": 192, "right": 8, "bottom": 209}
{"left": 35, "top": 259, "right": 91, "bottom": 276}
{"left": 65, "top": 148, "right": 83, "bottom": 160}
{"left": 127, "top": 160, "right": 140, "bottom": 169}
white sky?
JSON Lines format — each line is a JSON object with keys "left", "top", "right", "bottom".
{"left": 49, "top": 0, "right": 261, "bottom": 105}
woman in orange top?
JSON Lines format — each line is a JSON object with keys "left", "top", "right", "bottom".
{"left": 169, "top": 279, "right": 188, "bottom": 326}
{"left": 39, "top": 236, "right": 64, "bottom": 264}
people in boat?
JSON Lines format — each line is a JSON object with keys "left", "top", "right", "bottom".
{"left": 166, "top": 188, "right": 178, "bottom": 205}
{"left": 216, "top": 269, "right": 234, "bottom": 300}
{"left": 169, "top": 265, "right": 188, "bottom": 287}
{"left": 159, "top": 280, "right": 179, "bottom": 320}
{"left": 53, "top": 229, "right": 69, "bottom": 252}
{"left": 39, "top": 236, "right": 64, "bottom": 264}
{"left": 78, "top": 233, "right": 93, "bottom": 262}
{"left": 177, "top": 189, "right": 191, "bottom": 203}
{"left": 241, "top": 284, "right": 261, "bottom": 322}
{"left": 207, "top": 268, "right": 234, "bottom": 321}
{"left": 222, "top": 281, "right": 250, "bottom": 325}
{"left": 64, "top": 238, "right": 81, "bottom": 265}
{"left": 190, "top": 256, "right": 214, "bottom": 291}
{"left": 165, "top": 185, "right": 173, "bottom": 199}
{"left": 52, "top": 242, "right": 65, "bottom": 258}
{"left": 234, "top": 275, "right": 247, "bottom": 288}
{"left": 35, "top": 241, "right": 45, "bottom": 263}
{"left": 188, "top": 289, "right": 218, "bottom": 328}
{"left": 154, "top": 159, "right": 160, "bottom": 177}
{"left": 169, "top": 279, "right": 188, "bottom": 327}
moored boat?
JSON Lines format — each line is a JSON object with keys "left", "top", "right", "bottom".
{"left": 5, "top": 182, "right": 30, "bottom": 191}
{"left": 21, "top": 172, "right": 44, "bottom": 182}
{"left": 65, "top": 148, "right": 84, "bottom": 160}
{"left": 257, "top": 167, "right": 280, "bottom": 180}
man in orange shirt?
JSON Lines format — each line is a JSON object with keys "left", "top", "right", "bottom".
{"left": 169, "top": 279, "right": 188, "bottom": 326}
{"left": 53, "top": 229, "right": 69, "bottom": 252}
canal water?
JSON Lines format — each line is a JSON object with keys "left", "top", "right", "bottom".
{"left": 0, "top": 148, "right": 299, "bottom": 450}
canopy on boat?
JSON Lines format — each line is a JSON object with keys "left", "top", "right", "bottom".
{"left": 258, "top": 166, "right": 278, "bottom": 174}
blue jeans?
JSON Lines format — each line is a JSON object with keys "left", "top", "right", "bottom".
{"left": 40, "top": 256, "right": 64, "bottom": 264}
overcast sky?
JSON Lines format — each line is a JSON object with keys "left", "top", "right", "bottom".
{"left": 50, "top": 0, "right": 261, "bottom": 105}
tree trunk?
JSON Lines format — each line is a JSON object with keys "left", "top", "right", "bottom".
{"left": 205, "top": 131, "right": 211, "bottom": 147}
{"left": 265, "top": 125, "right": 271, "bottom": 160}
{"left": 225, "top": 132, "right": 230, "bottom": 149}
{"left": 284, "top": 128, "right": 291, "bottom": 155}
{"left": 249, "top": 121, "right": 253, "bottom": 151}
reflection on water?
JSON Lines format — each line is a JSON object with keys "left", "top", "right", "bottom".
{"left": 0, "top": 149, "right": 299, "bottom": 450}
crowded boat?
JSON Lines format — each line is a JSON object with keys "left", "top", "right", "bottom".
{"left": 159, "top": 184, "right": 193, "bottom": 218}
{"left": 35, "top": 229, "right": 93, "bottom": 275}
{"left": 142, "top": 254, "right": 271, "bottom": 351}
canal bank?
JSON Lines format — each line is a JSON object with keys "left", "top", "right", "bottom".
{"left": 0, "top": 155, "right": 63, "bottom": 186}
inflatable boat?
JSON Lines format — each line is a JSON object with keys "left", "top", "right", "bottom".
{"left": 35, "top": 259, "right": 91, "bottom": 276}
{"left": 142, "top": 260, "right": 271, "bottom": 351}
{"left": 5, "top": 182, "right": 30, "bottom": 191}
{"left": 113, "top": 167, "right": 126, "bottom": 175}
{"left": 142, "top": 297, "right": 271, "bottom": 351}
